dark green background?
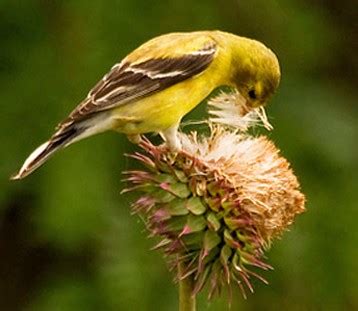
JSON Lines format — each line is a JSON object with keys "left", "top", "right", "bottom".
{"left": 1, "top": 1, "right": 357, "bottom": 310}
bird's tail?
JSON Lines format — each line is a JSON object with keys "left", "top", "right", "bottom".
{"left": 11, "top": 125, "right": 83, "bottom": 180}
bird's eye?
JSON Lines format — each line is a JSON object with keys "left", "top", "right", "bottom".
{"left": 248, "top": 89, "right": 257, "bottom": 100}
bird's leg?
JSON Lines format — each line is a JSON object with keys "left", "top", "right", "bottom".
{"left": 160, "top": 123, "right": 181, "bottom": 151}
{"left": 127, "top": 134, "right": 142, "bottom": 145}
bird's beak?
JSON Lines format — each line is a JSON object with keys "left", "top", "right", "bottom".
{"left": 239, "top": 104, "right": 251, "bottom": 116}
{"left": 207, "top": 90, "right": 273, "bottom": 131}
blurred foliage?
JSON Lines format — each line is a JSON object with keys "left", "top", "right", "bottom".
{"left": 0, "top": 0, "right": 357, "bottom": 310}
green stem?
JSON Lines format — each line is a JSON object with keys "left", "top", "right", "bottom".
{"left": 178, "top": 262, "right": 196, "bottom": 311}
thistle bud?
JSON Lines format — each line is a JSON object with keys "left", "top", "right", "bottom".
{"left": 123, "top": 125, "right": 305, "bottom": 299}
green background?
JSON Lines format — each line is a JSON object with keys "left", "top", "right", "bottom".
{"left": 1, "top": 1, "right": 357, "bottom": 310}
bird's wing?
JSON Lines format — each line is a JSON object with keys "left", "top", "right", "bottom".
{"left": 60, "top": 34, "right": 217, "bottom": 126}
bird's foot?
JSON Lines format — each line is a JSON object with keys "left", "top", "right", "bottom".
{"left": 160, "top": 124, "right": 182, "bottom": 152}
{"left": 166, "top": 136, "right": 182, "bottom": 152}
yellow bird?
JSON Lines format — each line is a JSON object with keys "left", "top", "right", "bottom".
{"left": 12, "top": 30, "right": 280, "bottom": 180}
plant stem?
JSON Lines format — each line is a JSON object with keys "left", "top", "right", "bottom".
{"left": 178, "top": 262, "right": 196, "bottom": 311}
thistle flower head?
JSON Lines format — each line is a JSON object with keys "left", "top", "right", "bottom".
{"left": 124, "top": 125, "right": 305, "bottom": 299}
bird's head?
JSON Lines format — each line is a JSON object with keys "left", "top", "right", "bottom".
{"left": 231, "top": 38, "right": 281, "bottom": 114}
{"left": 208, "top": 37, "right": 280, "bottom": 131}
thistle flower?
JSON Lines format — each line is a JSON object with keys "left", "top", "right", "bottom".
{"left": 123, "top": 125, "right": 305, "bottom": 299}
{"left": 208, "top": 90, "right": 273, "bottom": 131}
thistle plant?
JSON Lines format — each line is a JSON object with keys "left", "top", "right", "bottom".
{"left": 123, "top": 121, "right": 305, "bottom": 308}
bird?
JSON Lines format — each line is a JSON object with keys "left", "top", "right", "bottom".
{"left": 11, "top": 30, "right": 280, "bottom": 180}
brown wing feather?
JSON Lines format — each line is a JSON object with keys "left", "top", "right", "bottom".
{"left": 59, "top": 42, "right": 217, "bottom": 126}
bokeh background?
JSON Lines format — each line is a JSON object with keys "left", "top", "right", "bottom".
{"left": 1, "top": 0, "right": 357, "bottom": 310}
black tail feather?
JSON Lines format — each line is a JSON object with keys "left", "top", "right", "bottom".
{"left": 11, "top": 125, "right": 83, "bottom": 180}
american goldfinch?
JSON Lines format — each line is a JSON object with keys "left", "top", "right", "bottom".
{"left": 12, "top": 30, "right": 280, "bottom": 180}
